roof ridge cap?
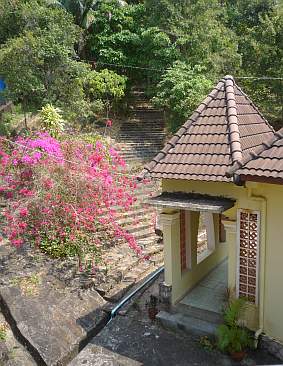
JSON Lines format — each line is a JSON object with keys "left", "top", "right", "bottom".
{"left": 225, "top": 77, "right": 242, "bottom": 164}
{"left": 225, "top": 79, "right": 276, "bottom": 179}
{"left": 144, "top": 79, "right": 225, "bottom": 174}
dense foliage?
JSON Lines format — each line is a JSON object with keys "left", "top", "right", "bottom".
{"left": 0, "top": 133, "right": 143, "bottom": 261}
{"left": 153, "top": 63, "right": 213, "bottom": 131}
{"left": 86, "top": 0, "right": 178, "bottom": 85}
{"left": 224, "top": 0, "right": 283, "bottom": 129}
{"left": 49, "top": 0, "right": 98, "bottom": 29}
{"left": 145, "top": 0, "right": 241, "bottom": 76}
{"left": 0, "top": 0, "right": 282, "bottom": 130}
{"left": 84, "top": 69, "right": 127, "bottom": 118}
{"left": 0, "top": 0, "right": 127, "bottom": 124}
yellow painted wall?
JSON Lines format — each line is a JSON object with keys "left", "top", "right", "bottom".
{"left": 162, "top": 178, "right": 283, "bottom": 341}
{"left": 165, "top": 209, "right": 228, "bottom": 304}
{"left": 250, "top": 183, "right": 283, "bottom": 343}
{"left": 162, "top": 179, "right": 261, "bottom": 331}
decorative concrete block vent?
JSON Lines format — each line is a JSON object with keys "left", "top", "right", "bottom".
{"left": 261, "top": 335, "right": 283, "bottom": 361}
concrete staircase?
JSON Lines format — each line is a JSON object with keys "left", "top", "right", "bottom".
{"left": 157, "top": 307, "right": 221, "bottom": 339}
{"left": 93, "top": 174, "right": 163, "bottom": 302}
{"left": 157, "top": 261, "right": 227, "bottom": 338}
{"left": 116, "top": 89, "right": 166, "bottom": 164}
{"left": 157, "top": 301, "right": 222, "bottom": 339}
{"left": 93, "top": 89, "right": 166, "bottom": 302}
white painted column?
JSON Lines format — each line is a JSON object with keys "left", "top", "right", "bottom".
{"left": 160, "top": 211, "right": 180, "bottom": 287}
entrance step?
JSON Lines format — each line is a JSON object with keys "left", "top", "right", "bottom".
{"left": 157, "top": 310, "right": 219, "bottom": 338}
{"left": 172, "top": 302, "right": 223, "bottom": 325}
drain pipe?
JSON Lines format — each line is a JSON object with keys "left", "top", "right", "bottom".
{"left": 108, "top": 266, "right": 164, "bottom": 323}
{"left": 247, "top": 186, "right": 267, "bottom": 347}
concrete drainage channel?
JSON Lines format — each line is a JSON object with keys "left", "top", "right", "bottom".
{"left": 0, "top": 267, "right": 164, "bottom": 366}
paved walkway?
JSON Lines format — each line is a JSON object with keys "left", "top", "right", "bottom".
{"left": 181, "top": 260, "right": 227, "bottom": 314}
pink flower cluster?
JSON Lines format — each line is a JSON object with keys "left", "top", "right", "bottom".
{"left": 0, "top": 133, "right": 145, "bottom": 261}
{"left": 12, "top": 133, "right": 63, "bottom": 166}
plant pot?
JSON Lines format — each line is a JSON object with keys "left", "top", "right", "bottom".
{"left": 230, "top": 351, "right": 246, "bottom": 362}
{"left": 148, "top": 307, "right": 158, "bottom": 321}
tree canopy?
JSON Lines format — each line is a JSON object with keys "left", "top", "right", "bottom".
{"left": 0, "top": 0, "right": 282, "bottom": 130}
{"left": 153, "top": 62, "right": 213, "bottom": 131}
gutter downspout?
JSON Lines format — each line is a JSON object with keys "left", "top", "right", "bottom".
{"left": 247, "top": 186, "right": 267, "bottom": 347}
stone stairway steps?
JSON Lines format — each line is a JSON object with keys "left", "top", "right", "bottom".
{"left": 157, "top": 311, "right": 219, "bottom": 338}
{"left": 131, "top": 108, "right": 163, "bottom": 114}
{"left": 117, "top": 139, "right": 164, "bottom": 143}
{"left": 104, "top": 260, "right": 163, "bottom": 302}
{"left": 172, "top": 302, "right": 223, "bottom": 325}
{"left": 142, "top": 243, "right": 163, "bottom": 256}
{"left": 130, "top": 114, "right": 164, "bottom": 120}
{"left": 118, "top": 132, "right": 166, "bottom": 137}
{"left": 117, "top": 212, "right": 154, "bottom": 228}
{"left": 117, "top": 144, "right": 164, "bottom": 150}
{"left": 118, "top": 153, "right": 161, "bottom": 159}
{"left": 157, "top": 262, "right": 227, "bottom": 338}
{"left": 118, "top": 147, "right": 162, "bottom": 154}
{"left": 117, "top": 144, "right": 164, "bottom": 152}
{"left": 119, "top": 130, "right": 166, "bottom": 136}
{"left": 124, "top": 223, "right": 153, "bottom": 235}
{"left": 96, "top": 238, "right": 163, "bottom": 300}
{"left": 134, "top": 227, "right": 156, "bottom": 241}
{"left": 118, "top": 154, "right": 160, "bottom": 162}
{"left": 117, "top": 150, "right": 162, "bottom": 156}
{"left": 120, "top": 135, "right": 164, "bottom": 139}
{"left": 120, "top": 121, "right": 165, "bottom": 126}
{"left": 119, "top": 128, "right": 165, "bottom": 134}
{"left": 121, "top": 121, "right": 164, "bottom": 125}
{"left": 130, "top": 90, "right": 146, "bottom": 97}
{"left": 118, "top": 157, "right": 156, "bottom": 164}
{"left": 122, "top": 90, "right": 165, "bottom": 146}
{"left": 117, "top": 207, "right": 155, "bottom": 221}
{"left": 90, "top": 87, "right": 165, "bottom": 302}
{"left": 130, "top": 107, "right": 161, "bottom": 112}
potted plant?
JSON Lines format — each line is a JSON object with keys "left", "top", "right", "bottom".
{"left": 217, "top": 298, "right": 253, "bottom": 361}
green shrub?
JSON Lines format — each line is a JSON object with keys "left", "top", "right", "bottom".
{"left": 39, "top": 104, "right": 64, "bottom": 138}
{"left": 84, "top": 69, "right": 127, "bottom": 118}
{"left": 152, "top": 62, "right": 213, "bottom": 132}
{"left": 217, "top": 298, "right": 254, "bottom": 353}
{"left": 0, "top": 111, "right": 13, "bottom": 136}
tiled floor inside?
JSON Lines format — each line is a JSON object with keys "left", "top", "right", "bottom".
{"left": 180, "top": 259, "right": 228, "bottom": 314}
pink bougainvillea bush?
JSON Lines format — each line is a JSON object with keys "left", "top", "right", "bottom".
{"left": 0, "top": 132, "right": 143, "bottom": 262}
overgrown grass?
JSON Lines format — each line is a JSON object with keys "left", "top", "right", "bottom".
{"left": 11, "top": 274, "right": 41, "bottom": 296}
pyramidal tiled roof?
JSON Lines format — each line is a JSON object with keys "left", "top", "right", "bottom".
{"left": 232, "top": 128, "right": 283, "bottom": 182}
{"left": 144, "top": 75, "right": 274, "bottom": 182}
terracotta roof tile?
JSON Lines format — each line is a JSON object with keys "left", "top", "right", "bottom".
{"left": 234, "top": 129, "right": 283, "bottom": 181}
{"left": 144, "top": 75, "right": 275, "bottom": 182}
